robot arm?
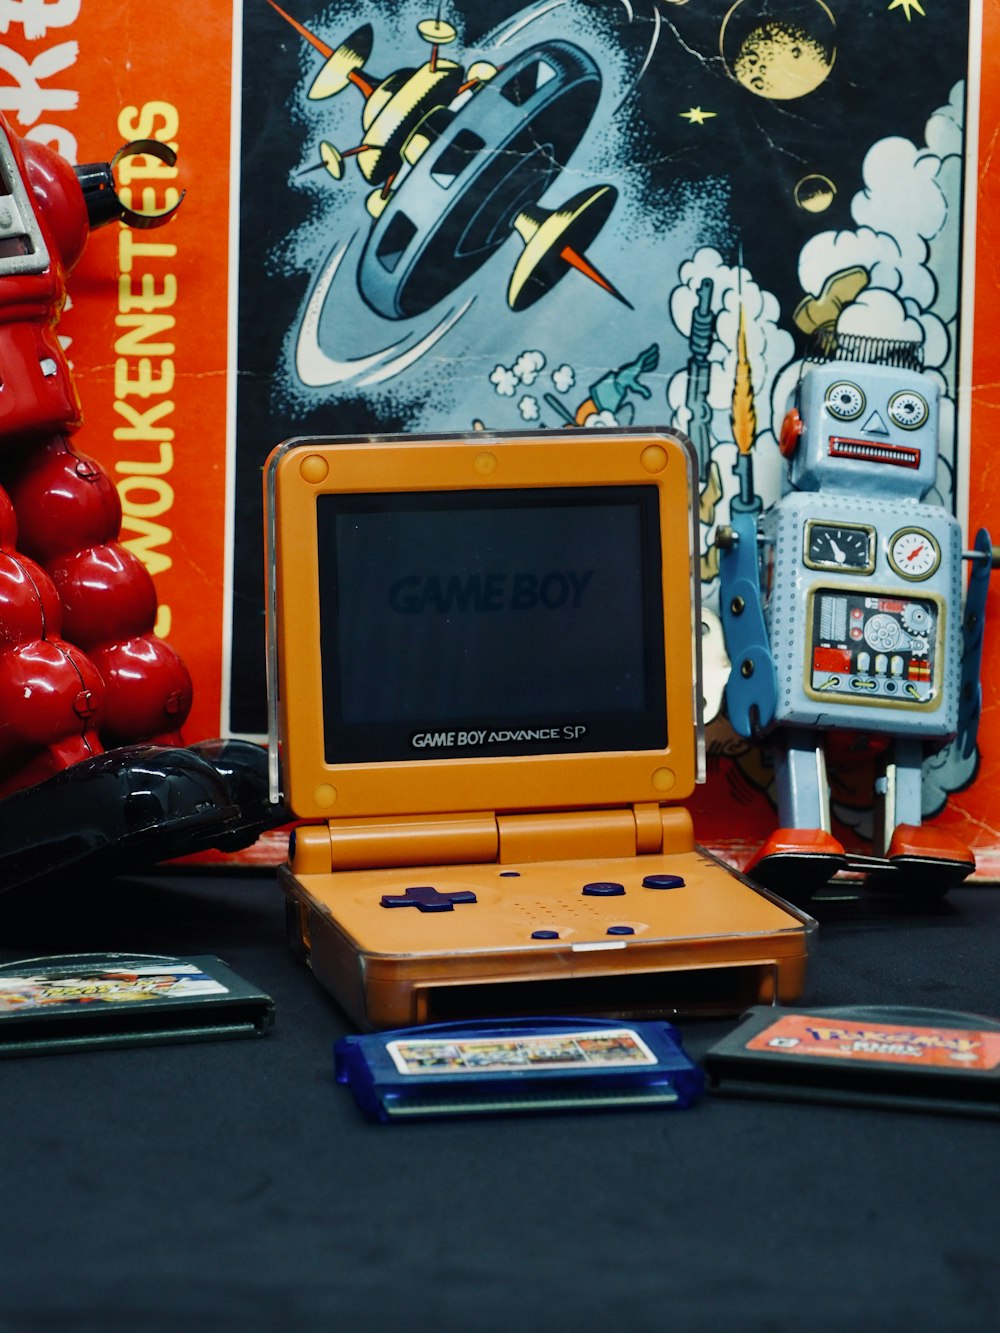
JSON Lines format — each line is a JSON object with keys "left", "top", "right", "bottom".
{"left": 19, "top": 132, "right": 183, "bottom": 277}
{"left": 72, "top": 140, "right": 184, "bottom": 232}
{"left": 957, "top": 527, "right": 1000, "bottom": 759}
{"left": 716, "top": 511, "right": 778, "bottom": 738}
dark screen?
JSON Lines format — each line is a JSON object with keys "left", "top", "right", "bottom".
{"left": 316, "top": 486, "right": 667, "bottom": 762}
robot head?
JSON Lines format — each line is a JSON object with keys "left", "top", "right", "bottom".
{"left": 781, "top": 362, "right": 939, "bottom": 499}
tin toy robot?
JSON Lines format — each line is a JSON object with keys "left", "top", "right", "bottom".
{"left": 0, "top": 113, "right": 284, "bottom": 889}
{"left": 0, "top": 110, "right": 193, "bottom": 797}
{"left": 718, "top": 359, "right": 996, "bottom": 896}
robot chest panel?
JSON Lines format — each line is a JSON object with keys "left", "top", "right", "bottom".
{"left": 762, "top": 498, "right": 961, "bottom": 733}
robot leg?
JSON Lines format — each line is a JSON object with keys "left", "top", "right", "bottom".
{"left": 875, "top": 737, "right": 975, "bottom": 889}
{"left": 746, "top": 727, "right": 847, "bottom": 896}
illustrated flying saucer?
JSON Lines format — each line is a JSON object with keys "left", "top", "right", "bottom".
{"left": 267, "top": 2, "right": 629, "bottom": 319}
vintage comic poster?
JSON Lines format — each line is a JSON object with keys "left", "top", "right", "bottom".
{"left": 233, "top": 0, "right": 984, "bottom": 868}
{"left": 0, "top": 2, "right": 994, "bottom": 872}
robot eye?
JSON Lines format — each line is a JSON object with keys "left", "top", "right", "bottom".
{"left": 825, "top": 381, "right": 865, "bottom": 420}
{"left": 887, "top": 390, "right": 928, "bottom": 430}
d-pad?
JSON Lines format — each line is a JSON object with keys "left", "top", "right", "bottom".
{"left": 380, "top": 885, "right": 478, "bottom": 912}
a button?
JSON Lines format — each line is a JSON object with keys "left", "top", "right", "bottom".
{"left": 531, "top": 930, "right": 559, "bottom": 940}
{"left": 582, "top": 882, "right": 625, "bottom": 896}
{"left": 641, "top": 874, "right": 685, "bottom": 890}
{"left": 607, "top": 925, "right": 634, "bottom": 936}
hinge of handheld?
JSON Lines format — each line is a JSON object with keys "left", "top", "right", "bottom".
{"left": 496, "top": 804, "right": 694, "bottom": 863}
{"left": 326, "top": 813, "right": 498, "bottom": 872}
{"left": 288, "top": 805, "right": 695, "bottom": 877}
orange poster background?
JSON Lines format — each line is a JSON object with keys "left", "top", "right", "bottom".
{"left": 961, "top": 0, "right": 1000, "bottom": 879}
{"left": 1, "top": 5, "right": 233, "bottom": 748}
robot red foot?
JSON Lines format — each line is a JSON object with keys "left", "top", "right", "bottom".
{"left": 0, "top": 113, "right": 284, "bottom": 889}
{"left": 745, "top": 825, "right": 976, "bottom": 899}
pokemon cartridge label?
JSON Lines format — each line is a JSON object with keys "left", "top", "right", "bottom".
{"left": 746, "top": 1013, "right": 1000, "bottom": 1071}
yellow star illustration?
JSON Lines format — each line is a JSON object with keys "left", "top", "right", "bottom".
{"left": 680, "top": 107, "right": 717, "bottom": 125}
{"left": 888, "top": 0, "right": 926, "bottom": 19}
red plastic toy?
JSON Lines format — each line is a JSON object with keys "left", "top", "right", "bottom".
{"left": 0, "top": 112, "right": 191, "bottom": 798}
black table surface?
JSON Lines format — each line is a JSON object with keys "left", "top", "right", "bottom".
{"left": 1, "top": 869, "right": 998, "bottom": 1332}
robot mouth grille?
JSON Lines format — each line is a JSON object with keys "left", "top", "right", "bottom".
{"left": 828, "top": 437, "right": 920, "bottom": 468}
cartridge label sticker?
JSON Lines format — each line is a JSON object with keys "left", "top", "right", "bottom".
{"left": 0, "top": 963, "right": 228, "bottom": 1012}
{"left": 387, "top": 1027, "right": 658, "bottom": 1076}
{"left": 747, "top": 1013, "right": 1000, "bottom": 1071}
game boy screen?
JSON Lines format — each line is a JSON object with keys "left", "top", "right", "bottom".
{"left": 316, "top": 485, "right": 668, "bottom": 763}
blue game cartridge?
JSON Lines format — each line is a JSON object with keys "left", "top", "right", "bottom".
{"left": 334, "top": 1017, "right": 704, "bottom": 1121}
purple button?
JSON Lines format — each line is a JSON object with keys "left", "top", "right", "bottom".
{"left": 642, "top": 874, "right": 685, "bottom": 890}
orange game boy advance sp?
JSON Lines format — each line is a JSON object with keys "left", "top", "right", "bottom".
{"left": 265, "top": 428, "right": 813, "bottom": 1030}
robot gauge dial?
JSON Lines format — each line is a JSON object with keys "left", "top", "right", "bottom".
{"left": 888, "top": 527, "right": 941, "bottom": 581}
{"left": 887, "top": 390, "right": 929, "bottom": 430}
{"left": 804, "top": 520, "right": 876, "bottom": 573}
{"left": 825, "top": 381, "right": 865, "bottom": 421}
